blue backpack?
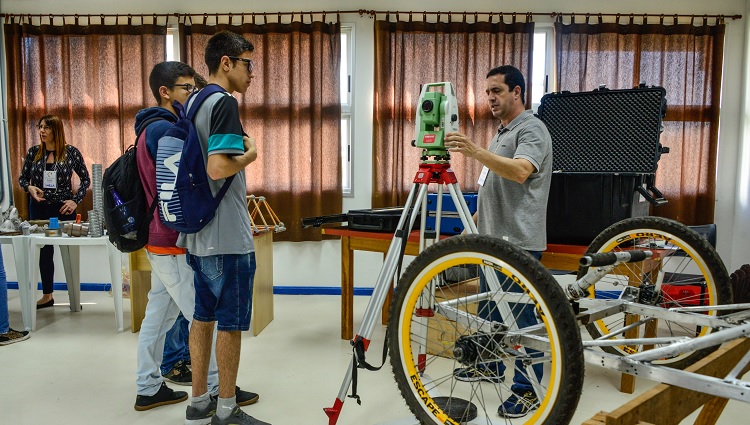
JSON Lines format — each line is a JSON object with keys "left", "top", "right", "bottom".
{"left": 155, "top": 85, "right": 235, "bottom": 233}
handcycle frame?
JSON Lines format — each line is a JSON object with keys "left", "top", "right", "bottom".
{"left": 324, "top": 162, "right": 750, "bottom": 424}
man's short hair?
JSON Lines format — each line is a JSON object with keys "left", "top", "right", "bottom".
{"left": 148, "top": 61, "right": 196, "bottom": 104}
{"left": 487, "top": 65, "right": 526, "bottom": 103}
{"left": 205, "top": 31, "right": 255, "bottom": 75}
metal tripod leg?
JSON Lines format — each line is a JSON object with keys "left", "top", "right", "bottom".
{"left": 324, "top": 163, "right": 520, "bottom": 424}
{"left": 325, "top": 181, "right": 427, "bottom": 424}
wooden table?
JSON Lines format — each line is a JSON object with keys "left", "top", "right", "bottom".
{"left": 322, "top": 226, "right": 588, "bottom": 340}
{"left": 129, "top": 230, "right": 275, "bottom": 335}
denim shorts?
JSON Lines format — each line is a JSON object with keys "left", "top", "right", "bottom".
{"left": 186, "top": 252, "right": 256, "bottom": 331}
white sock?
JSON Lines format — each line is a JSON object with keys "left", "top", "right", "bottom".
{"left": 216, "top": 396, "right": 237, "bottom": 419}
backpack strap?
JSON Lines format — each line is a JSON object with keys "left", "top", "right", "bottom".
{"left": 135, "top": 117, "right": 166, "bottom": 147}
{"left": 185, "top": 84, "right": 226, "bottom": 121}
{"left": 182, "top": 84, "right": 237, "bottom": 196}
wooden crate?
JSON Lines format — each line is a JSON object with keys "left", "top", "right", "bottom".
{"left": 426, "top": 278, "right": 479, "bottom": 357}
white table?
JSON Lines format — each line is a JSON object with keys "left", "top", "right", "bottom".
{"left": 27, "top": 234, "right": 124, "bottom": 332}
{"left": 0, "top": 234, "right": 32, "bottom": 331}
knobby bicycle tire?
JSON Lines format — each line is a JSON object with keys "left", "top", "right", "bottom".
{"left": 388, "top": 235, "right": 584, "bottom": 425}
{"left": 579, "top": 217, "right": 732, "bottom": 369}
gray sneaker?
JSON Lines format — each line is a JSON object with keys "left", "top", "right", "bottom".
{"left": 185, "top": 399, "right": 216, "bottom": 425}
{"left": 211, "top": 406, "right": 271, "bottom": 425}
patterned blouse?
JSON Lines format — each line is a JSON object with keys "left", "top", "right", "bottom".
{"left": 19, "top": 144, "right": 91, "bottom": 205}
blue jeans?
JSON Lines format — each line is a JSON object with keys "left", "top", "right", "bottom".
{"left": 478, "top": 250, "right": 544, "bottom": 395}
{"left": 187, "top": 252, "right": 255, "bottom": 332}
{"left": 1, "top": 250, "right": 9, "bottom": 334}
{"left": 161, "top": 312, "right": 190, "bottom": 375}
{"left": 136, "top": 253, "right": 218, "bottom": 396}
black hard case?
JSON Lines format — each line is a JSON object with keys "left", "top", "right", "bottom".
{"left": 537, "top": 86, "right": 667, "bottom": 174}
{"left": 301, "top": 208, "right": 418, "bottom": 233}
{"left": 538, "top": 86, "right": 668, "bottom": 246}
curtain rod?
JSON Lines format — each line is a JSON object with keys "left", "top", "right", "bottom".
{"left": 362, "top": 10, "right": 741, "bottom": 20}
{"left": 1, "top": 10, "right": 741, "bottom": 22}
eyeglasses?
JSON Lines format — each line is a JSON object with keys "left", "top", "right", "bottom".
{"left": 228, "top": 56, "right": 254, "bottom": 73}
{"left": 169, "top": 83, "right": 198, "bottom": 93}
{"left": 36, "top": 125, "right": 51, "bottom": 131}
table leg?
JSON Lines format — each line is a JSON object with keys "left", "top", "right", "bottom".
{"left": 59, "top": 245, "right": 81, "bottom": 312}
{"left": 341, "top": 235, "right": 353, "bottom": 340}
{"left": 381, "top": 253, "right": 391, "bottom": 326}
{"left": 107, "top": 244, "right": 124, "bottom": 333}
{"left": 29, "top": 244, "right": 40, "bottom": 331}
{"left": 11, "top": 237, "right": 33, "bottom": 331}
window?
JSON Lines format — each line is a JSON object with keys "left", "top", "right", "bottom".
{"left": 531, "top": 27, "right": 553, "bottom": 111}
{"left": 340, "top": 25, "right": 353, "bottom": 195}
{"left": 166, "top": 26, "right": 179, "bottom": 61}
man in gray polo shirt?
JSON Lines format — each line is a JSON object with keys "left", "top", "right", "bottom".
{"left": 444, "top": 64, "right": 552, "bottom": 419}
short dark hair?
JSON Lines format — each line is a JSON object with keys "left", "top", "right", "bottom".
{"left": 205, "top": 31, "right": 255, "bottom": 75}
{"left": 148, "top": 61, "right": 196, "bottom": 104}
{"left": 487, "top": 65, "right": 526, "bottom": 103}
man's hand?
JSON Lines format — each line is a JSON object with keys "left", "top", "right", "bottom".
{"left": 243, "top": 135, "right": 258, "bottom": 163}
{"left": 28, "top": 185, "right": 46, "bottom": 202}
{"left": 445, "top": 132, "right": 481, "bottom": 158}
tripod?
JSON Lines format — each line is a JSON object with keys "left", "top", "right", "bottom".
{"left": 324, "top": 160, "right": 480, "bottom": 424}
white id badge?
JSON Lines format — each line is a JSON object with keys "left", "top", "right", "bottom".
{"left": 477, "top": 166, "right": 489, "bottom": 186}
{"left": 43, "top": 170, "right": 57, "bottom": 189}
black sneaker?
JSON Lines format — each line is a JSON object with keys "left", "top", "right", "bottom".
{"left": 134, "top": 382, "right": 188, "bottom": 411}
{"left": 185, "top": 400, "right": 216, "bottom": 425}
{"left": 210, "top": 387, "right": 259, "bottom": 407}
{"left": 497, "top": 390, "right": 539, "bottom": 418}
{"left": 211, "top": 405, "right": 271, "bottom": 425}
{"left": 0, "top": 328, "right": 30, "bottom": 346}
{"left": 163, "top": 359, "right": 192, "bottom": 386}
{"left": 453, "top": 362, "right": 505, "bottom": 383}
{"left": 235, "top": 387, "right": 259, "bottom": 406}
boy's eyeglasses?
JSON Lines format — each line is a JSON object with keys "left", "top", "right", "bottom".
{"left": 170, "top": 83, "right": 198, "bottom": 93}
{"left": 228, "top": 56, "right": 254, "bottom": 73}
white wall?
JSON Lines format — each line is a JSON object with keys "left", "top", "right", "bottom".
{"left": 1, "top": 0, "right": 748, "bottom": 288}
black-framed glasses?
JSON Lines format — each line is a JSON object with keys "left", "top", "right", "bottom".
{"left": 169, "top": 83, "right": 198, "bottom": 93}
{"left": 228, "top": 56, "right": 254, "bottom": 73}
{"left": 36, "top": 124, "right": 51, "bottom": 131}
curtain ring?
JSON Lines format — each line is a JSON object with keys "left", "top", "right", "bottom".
{"left": 598, "top": 13, "right": 603, "bottom": 24}
{"left": 585, "top": 13, "right": 590, "bottom": 24}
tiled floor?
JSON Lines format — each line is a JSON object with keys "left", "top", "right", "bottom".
{"left": 1, "top": 289, "right": 749, "bottom": 424}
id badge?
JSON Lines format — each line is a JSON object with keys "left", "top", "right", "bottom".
{"left": 43, "top": 170, "right": 57, "bottom": 189}
{"left": 477, "top": 166, "right": 489, "bottom": 186}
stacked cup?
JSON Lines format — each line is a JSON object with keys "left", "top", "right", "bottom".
{"left": 89, "top": 164, "right": 103, "bottom": 237}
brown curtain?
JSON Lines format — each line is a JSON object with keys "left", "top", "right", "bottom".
{"left": 179, "top": 17, "right": 341, "bottom": 242}
{"left": 372, "top": 15, "right": 534, "bottom": 208}
{"left": 555, "top": 16, "right": 725, "bottom": 225}
{"left": 4, "top": 16, "right": 166, "bottom": 222}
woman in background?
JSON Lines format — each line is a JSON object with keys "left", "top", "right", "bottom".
{"left": 18, "top": 115, "right": 90, "bottom": 309}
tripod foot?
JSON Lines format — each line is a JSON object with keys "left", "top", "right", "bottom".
{"left": 324, "top": 398, "right": 344, "bottom": 425}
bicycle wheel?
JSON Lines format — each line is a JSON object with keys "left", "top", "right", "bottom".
{"left": 389, "top": 235, "right": 583, "bottom": 425}
{"left": 580, "top": 217, "right": 732, "bottom": 369}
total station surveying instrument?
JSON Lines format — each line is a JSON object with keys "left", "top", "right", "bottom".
{"left": 324, "top": 82, "right": 510, "bottom": 424}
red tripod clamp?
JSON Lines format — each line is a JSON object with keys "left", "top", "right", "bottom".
{"left": 413, "top": 162, "right": 459, "bottom": 185}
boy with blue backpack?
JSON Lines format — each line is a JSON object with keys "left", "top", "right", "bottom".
{"left": 177, "top": 32, "right": 269, "bottom": 425}
{"left": 133, "top": 61, "right": 258, "bottom": 418}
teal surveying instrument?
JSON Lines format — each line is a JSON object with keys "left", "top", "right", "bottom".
{"left": 414, "top": 82, "right": 460, "bottom": 160}
{"left": 325, "top": 82, "right": 506, "bottom": 424}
